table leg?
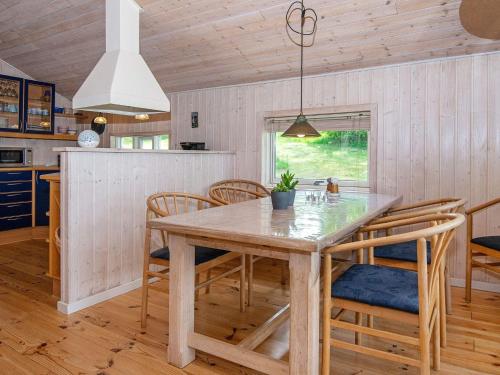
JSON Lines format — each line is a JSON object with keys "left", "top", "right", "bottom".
{"left": 168, "top": 234, "right": 196, "bottom": 367}
{"left": 289, "top": 252, "right": 321, "bottom": 375}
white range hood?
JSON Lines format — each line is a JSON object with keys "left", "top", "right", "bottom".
{"left": 72, "top": 0, "right": 169, "bottom": 116}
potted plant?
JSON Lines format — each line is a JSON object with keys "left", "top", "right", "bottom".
{"left": 271, "top": 182, "right": 290, "bottom": 210}
{"left": 281, "top": 170, "right": 299, "bottom": 206}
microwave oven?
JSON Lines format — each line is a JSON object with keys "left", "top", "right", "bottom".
{"left": 0, "top": 147, "right": 33, "bottom": 168}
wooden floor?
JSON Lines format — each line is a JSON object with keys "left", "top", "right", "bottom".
{"left": 0, "top": 239, "right": 499, "bottom": 375}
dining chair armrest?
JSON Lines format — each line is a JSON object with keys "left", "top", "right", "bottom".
{"left": 465, "top": 197, "right": 500, "bottom": 216}
{"left": 324, "top": 213, "right": 465, "bottom": 255}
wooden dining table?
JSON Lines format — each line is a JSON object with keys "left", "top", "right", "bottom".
{"left": 148, "top": 191, "right": 402, "bottom": 375}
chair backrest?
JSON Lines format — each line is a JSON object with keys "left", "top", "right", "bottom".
{"left": 147, "top": 192, "right": 221, "bottom": 219}
{"left": 210, "top": 179, "right": 271, "bottom": 197}
{"left": 325, "top": 213, "right": 465, "bottom": 312}
{"left": 209, "top": 185, "right": 267, "bottom": 205}
{"left": 146, "top": 193, "right": 221, "bottom": 248}
{"left": 378, "top": 198, "right": 466, "bottom": 223}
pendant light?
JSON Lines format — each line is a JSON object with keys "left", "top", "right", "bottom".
{"left": 92, "top": 113, "right": 107, "bottom": 125}
{"left": 282, "top": 0, "right": 320, "bottom": 138}
{"left": 135, "top": 113, "right": 150, "bottom": 121}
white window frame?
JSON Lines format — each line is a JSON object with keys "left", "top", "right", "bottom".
{"left": 261, "top": 104, "right": 377, "bottom": 192}
{"left": 269, "top": 130, "right": 371, "bottom": 189}
{"left": 110, "top": 133, "right": 170, "bottom": 150}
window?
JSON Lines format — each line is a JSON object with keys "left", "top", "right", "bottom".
{"left": 266, "top": 112, "right": 371, "bottom": 188}
{"left": 111, "top": 134, "right": 169, "bottom": 150}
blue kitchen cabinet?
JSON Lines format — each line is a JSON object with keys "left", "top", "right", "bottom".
{"left": 23, "top": 79, "right": 55, "bottom": 135}
{"left": 0, "top": 170, "right": 32, "bottom": 231}
{"left": 0, "top": 74, "right": 23, "bottom": 133}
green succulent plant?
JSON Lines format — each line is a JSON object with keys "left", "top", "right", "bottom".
{"left": 272, "top": 182, "right": 290, "bottom": 193}
{"left": 280, "top": 170, "right": 299, "bottom": 190}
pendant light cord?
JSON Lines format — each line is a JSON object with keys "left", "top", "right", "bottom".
{"left": 286, "top": 0, "right": 318, "bottom": 115}
{"left": 300, "top": 3, "right": 304, "bottom": 114}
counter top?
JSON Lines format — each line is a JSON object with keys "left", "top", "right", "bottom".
{"left": 40, "top": 173, "right": 60, "bottom": 182}
{"left": 0, "top": 165, "right": 59, "bottom": 172}
{"left": 53, "top": 147, "right": 234, "bottom": 154}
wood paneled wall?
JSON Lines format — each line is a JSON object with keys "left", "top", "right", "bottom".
{"left": 59, "top": 149, "right": 235, "bottom": 311}
{"left": 169, "top": 52, "right": 500, "bottom": 289}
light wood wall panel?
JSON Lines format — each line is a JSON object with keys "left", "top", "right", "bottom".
{"left": 59, "top": 150, "right": 235, "bottom": 307}
{"left": 170, "top": 52, "right": 500, "bottom": 288}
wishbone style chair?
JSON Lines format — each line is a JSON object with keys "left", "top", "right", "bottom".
{"left": 367, "top": 198, "right": 466, "bottom": 322}
{"left": 322, "top": 213, "right": 464, "bottom": 375}
{"left": 208, "top": 185, "right": 268, "bottom": 205}
{"left": 209, "top": 179, "right": 271, "bottom": 198}
{"left": 141, "top": 192, "right": 246, "bottom": 328}
{"left": 208, "top": 181, "right": 280, "bottom": 306}
{"left": 465, "top": 197, "right": 500, "bottom": 303}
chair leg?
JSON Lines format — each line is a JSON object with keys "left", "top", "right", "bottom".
{"left": 367, "top": 314, "right": 374, "bottom": 328}
{"left": 247, "top": 254, "right": 254, "bottom": 307}
{"left": 195, "top": 273, "right": 200, "bottom": 301}
{"left": 355, "top": 312, "right": 362, "bottom": 345}
{"left": 445, "top": 266, "right": 453, "bottom": 314}
{"left": 141, "top": 274, "right": 149, "bottom": 328}
{"left": 465, "top": 242, "right": 472, "bottom": 303}
{"left": 141, "top": 227, "right": 152, "bottom": 328}
{"left": 439, "top": 265, "right": 447, "bottom": 348}
{"left": 280, "top": 260, "right": 287, "bottom": 285}
{"left": 240, "top": 254, "right": 246, "bottom": 312}
{"left": 205, "top": 270, "right": 212, "bottom": 295}
{"left": 432, "top": 309, "right": 441, "bottom": 371}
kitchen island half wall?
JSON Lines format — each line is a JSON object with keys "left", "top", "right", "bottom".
{"left": 54, "top": 147, "right": 235, "bottom": 314}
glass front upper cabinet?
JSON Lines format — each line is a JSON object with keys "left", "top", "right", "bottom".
{"left": 0, "top": 74, "right": 23, "bottom": 132}
{"left": 23, "top": 79, "right": 55, "bottom": 134}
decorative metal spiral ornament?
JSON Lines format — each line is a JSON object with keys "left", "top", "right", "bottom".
{"left": 285, "top": 1, "right": 318, "bottom": 48}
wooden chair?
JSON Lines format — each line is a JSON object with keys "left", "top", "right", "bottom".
{"left": 141, "top": 192, "right": 246, "bottom": 328}
{"left": 322, "top": 213, "right": 464, "bottom": 375}
{"left": 209, "top": 185, "right": 268, "bottom": 205}
{"left": 209, "top": 179, "right": 271, "bottom": 198}
{"left": 209, "top": 181, "right": 279, "bottom": 306}
{"left": 466, "top": 197, "right": 500, "bottom": 303}
{"left": 367, "top": 197, "right": 466, "bottom": 344}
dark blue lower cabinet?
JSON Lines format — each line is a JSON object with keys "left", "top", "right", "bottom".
{"left": 35, "top": 171, "right": 51, "bottom": 226}
{"left": 0, "top": 215, "right": 31, "bottom": 230}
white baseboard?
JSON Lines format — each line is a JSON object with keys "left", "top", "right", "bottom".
{"left": 57, "top": 278, "right": 143, "bottom": 314}
{"left": 450, "top": 278, "right": 500, "bottom": 294}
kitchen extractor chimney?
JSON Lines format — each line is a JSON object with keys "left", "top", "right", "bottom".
{"left": 72, "top": 0, "right": 169, "bottom": 116}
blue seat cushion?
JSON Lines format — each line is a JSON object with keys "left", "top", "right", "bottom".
{"left": 374, "top": 240, "right": 431, "bottom": 264}
{"left": 471, "top": 236, "right": 500, "bottom": 251}
{"left": 332, "top": 264, "right": 419, "bottom": 314}
{"left": 150, "top": 246, "right": 228, "bottom": 265}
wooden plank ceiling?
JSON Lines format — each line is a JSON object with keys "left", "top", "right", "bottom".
{"left": 0, "top": 0, "right": 499, "bottom": 97}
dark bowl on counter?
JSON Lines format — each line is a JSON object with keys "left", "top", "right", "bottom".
{"left": 180, "top": 142, "right": 206, "bottom": 150}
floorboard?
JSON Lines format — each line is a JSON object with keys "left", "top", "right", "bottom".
{"left": 0, "top": 240, "right": 499, "bottom": 374}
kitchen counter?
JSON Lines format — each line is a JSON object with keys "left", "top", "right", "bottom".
{"left": 53, "top": 147, "right": 234, "bottom": 154}
{"left": 0, "top": 165, "right": 59, "bottom": 172}
{"left": 40, "top": 173, "right": 60, "bottom": 182}
{"left": 55, "top": 147, "right": 236, "bottom": 314}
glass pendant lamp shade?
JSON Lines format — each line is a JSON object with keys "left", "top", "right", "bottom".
{"left": 282, "top": 114, "right": 320, "bottom": 137}
{"left": 92, "top": 113, "right": 107, "bottom": 125}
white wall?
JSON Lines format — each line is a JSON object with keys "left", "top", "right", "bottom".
{"left": 169, "top": 52, "right": 500, "bottom": 289}
{"left": 58, "top": 149, "right": 235, "bottom": 313}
